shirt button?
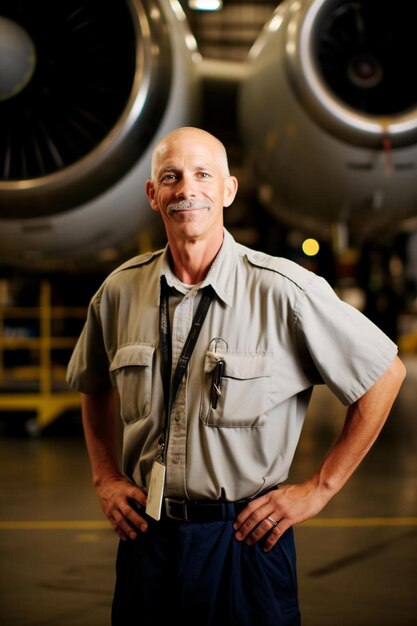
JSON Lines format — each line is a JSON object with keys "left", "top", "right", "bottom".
{"left": 174, "top": 413, "right": 181, "bottom": 422}
{"left": 177, "top": 333, "right": 184, "bottom": 342}
{"left": 172, "top": 458, "right": 179, "bottom": 465}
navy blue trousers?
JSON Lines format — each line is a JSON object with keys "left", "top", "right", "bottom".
{"left": 112, "top": 518, "right": 301, "bottom": 626}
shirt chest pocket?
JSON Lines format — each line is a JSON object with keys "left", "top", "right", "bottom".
{"left": 110, "top": 343, "right": 155, "bottom": 424}
{"left": 200, "top": 352, "right": 272, "bottom": 428}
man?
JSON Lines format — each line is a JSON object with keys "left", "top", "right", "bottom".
{"left": 67, "top": 127, "right": 406, "bottom": 625}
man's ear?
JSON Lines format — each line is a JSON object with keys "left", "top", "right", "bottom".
{"left": 145, "top": 179, "right": 159, "bottom": 212}
{"left": 223, "top": 176, "right": 238, "bottom": 208}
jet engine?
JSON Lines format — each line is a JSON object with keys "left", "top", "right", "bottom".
{"left": 239, "top": 0, "right": 417, "bottom": 245}
{"left": 0, "top": 0, "right": 200, "bottom": 270}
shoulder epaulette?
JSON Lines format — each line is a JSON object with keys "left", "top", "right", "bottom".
{"left": 107, "top": 248, "right": 165, "bottom": 278}
{"left": 243, "top": 247, "right": 315, "bottom": 291}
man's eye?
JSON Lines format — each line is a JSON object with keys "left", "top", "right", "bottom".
{"left": 197, "top": 172, "right": 210, "bottom": 179}
{"left": 160, "top": 174, "right": 177, "bottom": 182}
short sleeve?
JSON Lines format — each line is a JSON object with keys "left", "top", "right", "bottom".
{"left": 66, "top": 292, "right": 113, "bottom": 394}
{"left": 295, "top": 275, "right": 398, "bottom": 405}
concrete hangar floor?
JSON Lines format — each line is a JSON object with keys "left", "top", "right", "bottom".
{"left": 0, "top": 354, "right": 416, "bottom": 626}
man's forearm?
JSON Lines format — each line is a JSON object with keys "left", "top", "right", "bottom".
{"left": 81, "top": 390, "right": 121, "bottom": 487}
{"left": 311, "top": 355, "right": 406, "bottom": 498}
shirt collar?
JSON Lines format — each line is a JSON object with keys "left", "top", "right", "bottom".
{"left": 200, "top": 229, "right": 235, "bottom": 307}
{"left": 159, "top": 228, "right": 236, "bottom": 307}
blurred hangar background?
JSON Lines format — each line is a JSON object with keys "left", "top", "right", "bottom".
{"left": 1, "top": 0, "right": 417, "bottom": 431}
{"left": 0, "top": 2, "right": 416, "bottom": 625}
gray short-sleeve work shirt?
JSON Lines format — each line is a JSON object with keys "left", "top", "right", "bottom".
{"left": 67, "top": 229, "right": 398, "bottom": 501}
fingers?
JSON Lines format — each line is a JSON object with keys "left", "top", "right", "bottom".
{"left": 99, "top": 480, "right": 149, "bottom": 541}
{"left": 108, "top": 501, "right": 148, "bottom": 541}
{"left": 262, "top": 519, "right": 287, "bottom": 553}
{"left": 128, "top": 484, "right": 148, "bottom": 508}
{"left": 234, "top": 510, "right": 287, "bottom": 552}
{"left": 233, "top": 492, "right": 289, "bottom": 552}
{"left": 109, "top": 508, "right": 136, "bottom": 541}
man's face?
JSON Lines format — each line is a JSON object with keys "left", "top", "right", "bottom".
{"left": 146, "top": 131, "right": 237, "bottom": 243}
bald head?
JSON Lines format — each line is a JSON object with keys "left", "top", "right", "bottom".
{"left": 151, "top": 127, "right": 230, "bottom": 180}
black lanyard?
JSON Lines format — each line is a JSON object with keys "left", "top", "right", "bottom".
{"left": 159, "top": 276, "right": 214, "bottom": 463}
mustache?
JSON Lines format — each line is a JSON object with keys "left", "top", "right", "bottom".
{"left": 167, "top": 199, "right": 213, "bottom": 214}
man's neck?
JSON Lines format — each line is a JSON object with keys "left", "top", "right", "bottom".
{"left": 168, "top": 232, "right": 223, "bottom": 284}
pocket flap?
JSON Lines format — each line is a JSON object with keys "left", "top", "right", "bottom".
{"left": 110, "top": 344, "right": 155, "bottom": 371}
{"left": 204, "top": 351, "right": 272, "bottom": 379}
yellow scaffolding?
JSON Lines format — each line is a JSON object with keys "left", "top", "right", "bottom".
{"left": 0, "top": 280, "right": 84, "bottom": 434}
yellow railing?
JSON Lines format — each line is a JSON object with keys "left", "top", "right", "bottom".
{"left": 0, "top": 280, "right": 85, "bottom": 434}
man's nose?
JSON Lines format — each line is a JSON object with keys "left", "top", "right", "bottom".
{"left": 175, "top": 174, "right": 195, "bottom": 198}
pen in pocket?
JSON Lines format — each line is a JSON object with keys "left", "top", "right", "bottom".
{"left": 211, "top": 359, "right": 225, "bottom": 409}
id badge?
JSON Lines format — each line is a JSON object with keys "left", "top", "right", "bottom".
{"left": 146, "top": 460, "right": 166, "bottom": 521}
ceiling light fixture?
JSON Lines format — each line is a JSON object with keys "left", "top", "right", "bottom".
{"left": 188, "top": 0, "right": 223, "bottom": 11}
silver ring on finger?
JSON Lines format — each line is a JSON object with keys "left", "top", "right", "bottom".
{"left": 267, "top": 515, "right": 278, "bottom": 527}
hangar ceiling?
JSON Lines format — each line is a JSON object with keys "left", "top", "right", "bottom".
{"left": 182, "top": 1, "right": 280, "bottom": 61}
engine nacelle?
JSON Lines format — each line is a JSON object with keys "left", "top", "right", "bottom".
{"left": 239, "top": 0, "right": 417, "bottom": 243}
{"left": 0, "top": 0, "right": 200, "bottom": 269}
